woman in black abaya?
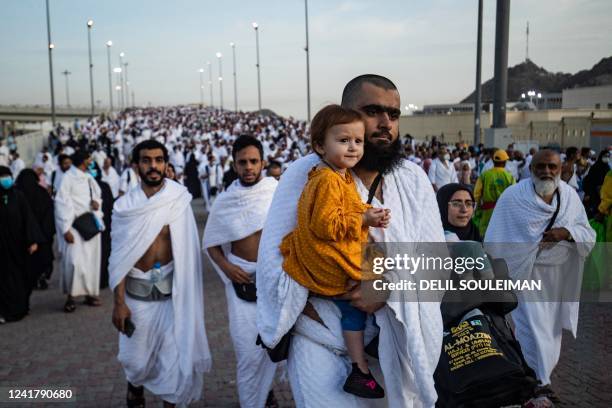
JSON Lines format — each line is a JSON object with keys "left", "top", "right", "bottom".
{"left": 15, "top": 169, "right": 55, "bottom": 290}
{"left": 0, "top": 166, "right": 44, "bottom": 323}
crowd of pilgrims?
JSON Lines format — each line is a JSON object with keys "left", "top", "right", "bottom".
{"left": 0, "top": 104, "right": 610, "bottom": 324}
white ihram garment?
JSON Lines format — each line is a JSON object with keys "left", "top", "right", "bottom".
{"left": 54, "top": 167, "right": 104, "bottom": 297}
{"left": 484, "top": 179, "right": 595, "bottom": 385}
{"left": 257, "top": 154, "right": 445, "bottom": 408}
{"left": 428, "top": 158, "right": 458, "bottom": 189}
{"left": 109, "top": 180, "right": 211, "bottom": 405}
{"left": 202, "top": 177, "right": 281, "bottom": 408}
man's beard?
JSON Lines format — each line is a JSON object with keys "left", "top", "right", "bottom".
{"left": 358, "top": 132, "right": 403, "bottom": 174}
{"left": 238, "top": 170, "right": 262, "bottom": 187}
{"left": 139, "top": 169, "right": 165, "bottom": 187}
{"left": 532, "top": 173, "right": 560, "bottom": 197}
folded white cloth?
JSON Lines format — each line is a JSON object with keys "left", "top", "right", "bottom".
{"left": 257, "top": 154, "right": 446, "bottom": 407}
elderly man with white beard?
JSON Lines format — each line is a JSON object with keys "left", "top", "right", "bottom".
{"left": 484, "top": 149, "right": 595, "bottom": 406}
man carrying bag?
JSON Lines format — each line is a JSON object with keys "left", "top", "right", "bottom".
{"left": 55, "top": 150, "right": 104, "bottom": 313}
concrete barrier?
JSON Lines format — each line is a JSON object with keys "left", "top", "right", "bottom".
{"left": 15, "top": 130, "right": 47, "bottom": 166}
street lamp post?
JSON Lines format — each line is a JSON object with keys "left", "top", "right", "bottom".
{"left": 199, "top": 68, "right": 204, "bottom": 106}
{"left": 61, "top": 69, "right": 72, "bottom": 107}
{"left": 45, "top": 0, "right": 56, "bottom": 127}
{"left": 87, "top": 19, "right": 95, "bottom": 116}
{"left": 230, "top": 42, "right": 238, "bottom": 111}
{"left": 123, "top": 61, "right": 130, "bottom": 108}
{"left": 115, "top": 85, "right": 122, "bottom": 110}
{"left": 106, "top": 41, "right": 114, "bottom": 112}
{"left": 216, "top": 52, "right": 223, "bottom": 110}
{"left": 474, "top": 0, "right": 483, "bottom": 146}
{"left": 253, "top": 22, "right": 262, "bottom": 111}
{"left": 119, "top": 52, "right": 126, "bottom": 109}
{"left": 207, "top": 61, "right": 214, "bottom": 108}
{"left": 114, "top": 67, "right": 123, "bottom": 110}
{"left": 304, "top": 0, "right": 311, "bottom": 121}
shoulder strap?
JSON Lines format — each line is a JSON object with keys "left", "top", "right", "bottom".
{"left": 544, "top": 189, "right": 561, "bottom": 232}
{"left": 367, "top": 173, "right": 383, "bottom": 205}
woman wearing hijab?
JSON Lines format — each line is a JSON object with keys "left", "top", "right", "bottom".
{"left": 15, "top": 169, "right": 55, "bottom": 290}
{"left": 91, "top": 161, "right": 114, "bottom": 289}
{"left": 436, "top": 183, "right": 481, "bottom": 242}
{"left": 0, "top": 166, "right": 44, "bottom": 323}
{"left": 583, "top": 149, "right": 611, "bottom": 217}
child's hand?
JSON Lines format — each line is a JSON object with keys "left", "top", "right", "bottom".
{"left": 363, "top": 208, "right": 390, "bottom": 228}
{"left": 379, "top": 209, "right": 391, "bottom": 228}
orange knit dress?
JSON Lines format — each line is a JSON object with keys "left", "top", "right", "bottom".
{"left": 280, "top": 166, "right": 372, "bottom": 296}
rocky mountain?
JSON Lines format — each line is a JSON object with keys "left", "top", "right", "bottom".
{"left": 461, "top": 56, "right": 612, "bottom": 103}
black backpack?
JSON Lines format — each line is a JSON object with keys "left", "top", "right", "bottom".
{"left": 434, "top": 257, "right": 537, "bottom": 408}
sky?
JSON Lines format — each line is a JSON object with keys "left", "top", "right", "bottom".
{"left": 1, "top": 0, "right": 611, "bottom": 120}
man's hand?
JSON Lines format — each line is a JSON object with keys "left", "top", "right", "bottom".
{"left": 338, "top": 279, "right": 387, "bottom": 314}
{"left": 541, "top": 227, "right": 570, "bottom": 243}
{"left": 112, "top": 302, "right": 131, "bottom": 333}
{"left": 64, "top": 231, "right": 75, "bottom": 244}
{"left": 223, "top": 263, "right": 252, "bottom": 284}
{"left": 90, "top": 200, "right": 100, "bottom": 211}
{"left": 28, "top": 243, "right": 38, "bottom": 254}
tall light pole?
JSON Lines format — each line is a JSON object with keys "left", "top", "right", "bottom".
{"left": 304, "top": 0, "right": 311, "bottom": 121}
{"left": 119, "top": 52, "right": 126, "bottom": 108}
{"left": 87, "top": 19, "right": 95, "bottom": 116}
{"left": 207, "top": 61, "right": 214, "bottom": 108}
{"left": 115, "top": 85, "right": 122, "bottom": 110}
{"left": 61, "top": 70, "right": 72, "bottom": 107}
{"left": 216, "top": 52, "right": 223, "bottom": 110}
{"left": 45, "top": 0, "right": 56, "bottom": 127}
{"left": 123, "top": 61, "right": 130, "bottom": 108}
{"left": 230, "top": 42, "right": 238, "bottom": 111}
{"left": 253, "top": 22, "right": 262, "bottom": 111}
{"left": 106, "top": 41, "right": 114, "bottom": 112}
{"left": 198, "top": 68, "right": 204, "bottom": 106}
{"left": 473, "top": 0, "right": 483, "bottom": 146}
{"left": 114, "top": 67, "right": 123, "bottom": 110}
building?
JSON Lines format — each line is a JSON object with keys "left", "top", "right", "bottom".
{"left": 400, "top": 108, "right": 612, "bottom": 149}
{"left": 562, "top": 85, "right": 612, "bottom": 110}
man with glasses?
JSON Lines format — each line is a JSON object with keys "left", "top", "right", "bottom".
{"left": 474, "top": 149, "right": 515, "bottom": 237}
{"left": 257, "top": 74, "right": 445, "bottom": 407}
{"left": 484, "top": 149, "right": 595, "bottom": 406}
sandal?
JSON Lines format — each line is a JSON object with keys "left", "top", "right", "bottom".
{"left": 84, "top": 296, "right": 102, "bottom": 307}
{"left": 63, "top": 298, "right": 76, "bottom": 313}
{"left": 534, "top": 385, "right": 560, "bottom": 403}
{"left": 127, "top": 382, "right": 145, "bottom": 408}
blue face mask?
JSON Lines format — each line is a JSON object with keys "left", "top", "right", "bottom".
{"left": 0, "top": 177, "right": 13, "bottom": 190}
{"left": 89, "top": 169, "right": 98, "bottom": 178}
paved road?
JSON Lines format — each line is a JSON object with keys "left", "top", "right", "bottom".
{"left": 0, "top": 199, "right": 610, "bottom": 406}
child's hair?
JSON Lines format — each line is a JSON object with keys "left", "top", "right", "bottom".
{"left": 310, "top": 104, "right": 364, "bottom": 156}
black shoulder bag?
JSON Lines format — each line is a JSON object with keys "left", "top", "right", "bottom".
{"left": 72, "top": 180, "right": 101, "bottom": 241}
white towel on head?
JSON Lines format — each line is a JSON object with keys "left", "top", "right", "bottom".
{"left": 257, "top": 153, "right": 446, "bottom": 407}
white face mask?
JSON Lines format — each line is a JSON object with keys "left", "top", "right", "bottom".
{"left": 532, "top": 173, "right": 561, "bottom": 197}
{"left": 602, "top": 157, "right": 610, "bottom": 164}
{"left": 443, "top": 154, "right": 451, "bottom": 161}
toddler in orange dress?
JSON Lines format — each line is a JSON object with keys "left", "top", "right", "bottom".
{"left": 280, "top": 104, "right": 389, "bottom": 399}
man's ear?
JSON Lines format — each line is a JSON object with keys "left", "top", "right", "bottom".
{"left": 262, "top": 159, "right": 267, "bottom": 169}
